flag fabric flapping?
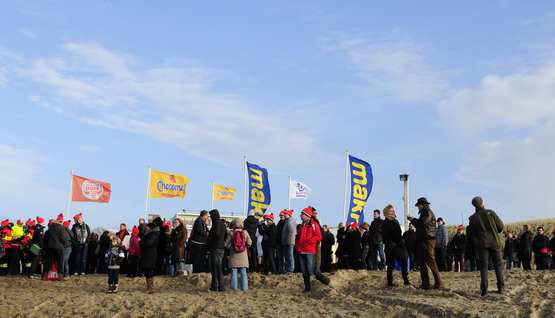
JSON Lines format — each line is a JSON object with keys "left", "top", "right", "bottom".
{"left": 289, "top": 180, "right": 312, "bottom": 200}
{"left": 246, "top": 162, "right": 271, "bottom": 219}
{"left": 213, "top": 184, "right": 237, "bottom": 200}
{"left": 149, "top": 170, "right": 189, "bottom": 198}
{"left": 346, "top": 155, "right": 373, "bottom": 226}
{"left": 71, "top": 175, "right": 111, "bottom": 203}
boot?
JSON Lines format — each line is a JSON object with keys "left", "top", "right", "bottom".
{"left": 302, "top": 273, "right": 311, "bottom": 292}
{"left": 387, "top": 268, "right": 394, "bottom": 286}
{"left": 315, "top": 272, "right": 330, "bottom": 285}
{"left": 108, "top": 284, "right": 113, "bottom": 293}
{"left": 146, "top": 278, "right": 154, "bottom": 294}
{"left": 402, "top": 270, "right": 411, "bottom": 286}
{"left": 113, "top": 284, "right": 119, "bottom": 293}
{"left": 143, "top": 277, "right": 150, "bottom": 293}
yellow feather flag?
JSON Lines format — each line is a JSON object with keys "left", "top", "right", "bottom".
{"left": 149, "top": 170, "right": 189, "bottom": 198}
{"left": 213, "top": 184, "right": 237, "bottom": 200}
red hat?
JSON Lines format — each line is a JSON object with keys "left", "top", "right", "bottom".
{"left": 63, "top": 220, "right": 71, "bottom": 227}
{"left": 57, "top": 213, "right": 64, "bottom": 221}
{"left": 26, "top": 219, "right": 34, "bottom": 226}
{"left": 36, "top": 216, "right": 44, "bottom": 224}
{"left": 285, "top": 210, "right": 293, "bottom": 217}
{"left": 541, "top": 248, "right": 548, "bottom": 254}
{"left": 73, "top": 213, "right": 82, "bottom": 222}
{"left": 132, "top": 226, "right": 139, "bottom": 235}
{"left": 279, "top": 209, "right": 287, "bottom": 216}
{"left": 1, "top": 219, "right": 9, "bottom": 226}
{"left": 301, "top": 206, "right": 313, "bottom": 218}
{"left": 16, "top": 219, "right": 23, "bottom": 225}
{"left": 48, "top": 219, "right": 53, "bottom": 225}
{"left": 350, "top": 222, "right": 359, "bottom": 229}
{"left": 163, "top": 222, "right": 171, "bottom": 227}
{"left": 264, "top": 214, "right": 275, "bottom": 222}
{"left": 457, "top": 225, "right": 465, "bottom": 231}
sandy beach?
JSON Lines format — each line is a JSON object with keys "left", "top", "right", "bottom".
{"left": 2, "top": 269, "right": 554, "bottom": 318}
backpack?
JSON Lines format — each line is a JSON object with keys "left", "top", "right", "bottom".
{"left": 232, "top": 229, "right": 247, "bottom": 253}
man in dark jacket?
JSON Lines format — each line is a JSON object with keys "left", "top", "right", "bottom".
{"left": 190, "top": 210, "right": 209, "bottom": 273}
{"left": 450, "top": 225, "right": 467, "bottom": 272}
{"left": 549, "top": 228, "right": 555, "bottom": 270}
{"left": 207, "top": 209, "right": 226, "bottom": 292}
{"left": 321, "top": 225, "right": 335, "bottom": 272}
{"left": 275, "top": 210, "right": 286, "bottom": 274}
{"left": 467, "top": 196, "right": 504, "bottom": 296}
{"left": 408, "top": 197, "right": 443, "bottom": 290}
{"left": 140, "top": 222, "right": 160, "bottom": 294}
{"left": 71, "top": 213, "right": 90, "bottom": 276}
{"left": 259, "top": 214, "right": 277, "bottom": 274}
{"left": 243, "top": 211, "right": 259, "bottom": 272}
{"left": 27, "top": 217, "right": 45, "bottom": 279}
{"left": 369, "top": 209, "right": 385, "bottom": 270}
{"left": 531, "top": 227, "right": 550, "bottom": 270}
{"left": 42, "top": 219, "right": 71, "bottom": 281}
{"left": 402, "top": 223, "right": 417, "bottom": 271}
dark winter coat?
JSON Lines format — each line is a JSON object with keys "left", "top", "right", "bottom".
{"left": 369, "top": 218, "right": 384, "bottom": 244}
{"left": 98, "top": 233, "right": 111, "bottom": 255}
{"left": 243, "top": 215, "right": 259, "bottom": 242}
{"left": 140, "top": 227, "right": 160, "bottom": 269}
{"left": 171, "top": 224, "right": 187, "bottom": 260}
{"left": 31, "top": 224, "right": 45, "bottom": 248}
{"left": 410, "top": 206, "right": 436, "bottom": 242}
{"left": 381, "top": 218, "right": 407, "bottom": 258}
{"left": 467, "top": 207, "right": 504, "bottom": 248}
{"left": 402, "top": 229, "right": 417, "bottom": 254}
{"left": 348, "top": 230, "right": 362, "bottom": 258}
{"left": 321, "top": 230, "right": 336, "bottom": 255}
{"left": 450, "top": 233, "right": 467, "bottom": 254}
{"left": 275, "top": 219, "right": 285, "bottom": 246}
{"left": 259, "top": 222, "right": 277, "bottom": 249}
{"left": 190, "top": 217, "right": 208, "bottom": 244}
{"left": 532, "top": 234, "right": 550, "bottom": 255}
{"left": 47, "top": 221, "right": 72, "bottom": 250}
{"left": 207, "top": 210, "right": 226, "bottom": 251}
{"left": 518, "top": 231, "right": 533, "bottom": 262}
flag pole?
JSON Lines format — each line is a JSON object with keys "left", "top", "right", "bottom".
{"left": 243, "top": 156, "right": 248, "bottom": 218}
{"left": 211, "top": 180, "right": 215, "bottom": 210}
{"left": 67, "top": 171, "right": 74, "bottom": 220}
{"left": 342, "top": 150, "right": 350, "bottom": 224}
{"left": 288, "top": 176, "right": 292, "bottom": 210}
{"left": 144, "top": 165, "right": 151, "bottom": 222}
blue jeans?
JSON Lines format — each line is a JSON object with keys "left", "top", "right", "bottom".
{"left": 62, "top": 247, "right": 72, "bottom": 277}
{"left": 108, "top": 269, "right": 119, "bottom": 284}
{"left": 283, "top": 245, "right": 295, "bottom": 273}
{"left": 505, "top": 256, "right": 512, "bottom": 270}
{"left": 370, "top": 244, "right": 385, "bottom": 270}
{"left": 230, "top": 267, "right": 248, "bottom": 291}
{"left": 299, "top": 253, "right": 323, "bottom": 276}
{"left": 208, "top": 249, "right": 224, "bottom": 291}
{"left": 361, "top": 246, "right": 370, "bottom": 270}
{"left": 73, "top": 244, "right": 88, "bottom": 274}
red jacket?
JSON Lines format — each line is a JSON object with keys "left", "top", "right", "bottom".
{"left": 295, "top": 220, "right": 322, "bottom": 254}
{"left": 128, "top": 233, "right": 141, "bottom": 257}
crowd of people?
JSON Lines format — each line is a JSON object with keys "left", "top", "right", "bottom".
{"left": 1, "top": 197, "right": 554, "bottom": 296}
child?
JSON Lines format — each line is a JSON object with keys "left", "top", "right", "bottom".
{"left": 105, "top": 236, "right": 125, "bottom": 293}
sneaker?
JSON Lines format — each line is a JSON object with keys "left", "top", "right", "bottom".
{"left": 79, "top": 272, "right": 85, "bottom": 276}
{"left": 113, "top": 284, "right": 119, "bottom": 293}
{"left": 73, "top": 273, "right": 79, "bottom": 276}
{"left": 28, "top": 275, "right": 37, "bottom": 279}
{"left": 481, "top": 290, "right": 487, "bottom": 296}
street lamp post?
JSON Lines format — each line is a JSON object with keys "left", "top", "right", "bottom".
{"left": 399, "top": 173, "right": 409, "bottom": 231}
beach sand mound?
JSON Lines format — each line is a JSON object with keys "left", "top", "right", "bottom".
{"left": 2, "top": 269, "right": 555, "bottom": 317}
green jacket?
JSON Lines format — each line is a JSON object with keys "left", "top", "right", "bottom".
{"left": 468, "top": 207, "right": 504, "bottom": 248}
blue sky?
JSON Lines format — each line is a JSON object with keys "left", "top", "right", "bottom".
{"left": 2, "top": 1, "right": 555, "bottom": 229}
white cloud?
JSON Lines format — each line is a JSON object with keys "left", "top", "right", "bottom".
{"left": 441, "top": 62, "right": 555, "bottom": 220}
{"left": 19, "top": 43, "right": 327, "bottom": 168}
{"left": 439, "top": 63, "right": 555, "bottom": 133}
{"left": 327, "top": 35, "right": 448, "bottom": 102}
{"left": 20, "top": 28, "right": 37, "bottom": 38}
